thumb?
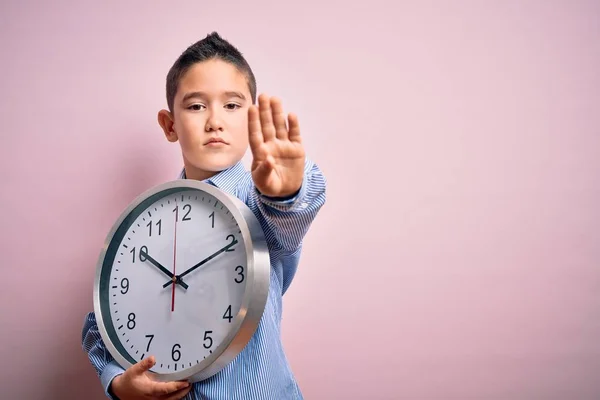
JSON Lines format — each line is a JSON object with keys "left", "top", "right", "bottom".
{"left": 131, "top": 356, "right": 155, "bottom": 375}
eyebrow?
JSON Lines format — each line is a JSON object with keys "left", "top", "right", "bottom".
{"left": 181, "top": 91, "right": 246, "bottom": 103}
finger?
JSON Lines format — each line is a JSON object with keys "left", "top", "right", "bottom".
{"left": 160, "top": 384, "right": 193, "bottom": 400}
{"left": 150, "top": 380, "right": 190, "bottom": 397}
{"left": 131, "top": 355, "right": 156, "bottom": 375}
{"left": 248, "top": 105, "right": 264, "bottom": 156}
{"left": 287, "top": 113, "right": 302, "bottom": 143}
{"left": 258, "top": 94, "right": 276, "bottom": 141}
{"left": 270, "top": 97, "right": 288, "bottom": 140}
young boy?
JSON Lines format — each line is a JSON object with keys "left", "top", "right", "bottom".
{"left": 81, "top": 32, "right": 326, "bottom": 399}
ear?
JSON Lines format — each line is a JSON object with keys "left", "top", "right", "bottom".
{"left": 158, "top": 109, "right": 178, "bottom": 142}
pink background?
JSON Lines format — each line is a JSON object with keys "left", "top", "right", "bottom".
{"left": 1, "top": 1, "right": 599, "bottom": 399}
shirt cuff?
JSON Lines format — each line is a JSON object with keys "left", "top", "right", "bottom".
{"left": 256, "top": 178, "right": 307, "bottom": 211}
{"left": 100, "top": 360, "right": 125, "bottom": 399}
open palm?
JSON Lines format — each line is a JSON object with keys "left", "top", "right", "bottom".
{"left": 248, "top": 94, "right": 305, "bottom": 198}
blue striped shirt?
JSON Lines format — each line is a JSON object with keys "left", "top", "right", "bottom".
{"left": 81, "top": 158, "right": 327, "bottom": 399}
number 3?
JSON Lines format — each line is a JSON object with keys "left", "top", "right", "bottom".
{"left": 234, "top": 265, "right": 244, "bottom": 283}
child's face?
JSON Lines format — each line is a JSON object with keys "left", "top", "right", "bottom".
{"left": 161, "top": 59, "right": 252, "bottom": 178}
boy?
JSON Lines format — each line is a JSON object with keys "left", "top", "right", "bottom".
{"left": 81, "top": 32, "right": 326, "bottom": 400}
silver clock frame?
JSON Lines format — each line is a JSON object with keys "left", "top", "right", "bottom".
{"left": 93, "top": 179, "right": 271, "bottom": 383}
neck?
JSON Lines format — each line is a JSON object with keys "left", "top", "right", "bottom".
{"left": 184, "top": 168, "right": 220, "bottom": 181}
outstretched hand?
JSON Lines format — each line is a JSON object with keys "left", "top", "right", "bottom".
{"left": 248, "top": 94, "right": 305, "bottom": 198}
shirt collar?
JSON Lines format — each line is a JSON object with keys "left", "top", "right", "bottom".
{"left": 178, "top": 161, "right": 247, "bottom": 194}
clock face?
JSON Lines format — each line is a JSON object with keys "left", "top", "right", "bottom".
{"left": 98, "top": 188, "right": 250, "bottom": 375}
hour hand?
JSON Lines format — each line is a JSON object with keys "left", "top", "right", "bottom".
{"left": 139, "top": 248, "right": 189, "bottom": 290}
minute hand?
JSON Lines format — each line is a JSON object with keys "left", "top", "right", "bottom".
{"left": 163, "top": 238, "right": 238, "bottom": 288}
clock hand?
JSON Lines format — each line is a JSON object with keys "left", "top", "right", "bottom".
{"left": 162, "top": 238, "right": 238, "bottom": 289}
{"left": 139, "top": 248, "right": 189, "bottom": 290}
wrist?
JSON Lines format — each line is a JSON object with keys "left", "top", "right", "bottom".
{"left": 109, "top": 374, "right": 123, "bottom": 399}
{"left": 260, "top": 187, "right": 300, "bottom": 201}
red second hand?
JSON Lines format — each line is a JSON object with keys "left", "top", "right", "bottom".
{"left": 171, "top": 201, "right": 178, "bottom": 312}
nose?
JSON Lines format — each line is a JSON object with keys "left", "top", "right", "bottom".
{"left": 205, "top": 109, "right": 224, "bottom": 132}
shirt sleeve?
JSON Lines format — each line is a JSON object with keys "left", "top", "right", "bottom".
{"left": 82, "top": 312, "right": 125, "bottom": 399}
{"left": 248, "top": 157, "right": 327, "bottom": 254}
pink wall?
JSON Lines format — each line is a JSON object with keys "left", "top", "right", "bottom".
{"left": 1, "top": 1, "right": 599, "bottom": 398}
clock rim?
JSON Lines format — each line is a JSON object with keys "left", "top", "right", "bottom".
{"left": 92, "top": 179, "right": 271, "bottom": 383}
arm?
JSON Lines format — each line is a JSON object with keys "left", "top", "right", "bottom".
{"left": 245, "top": 95, "right": 327, "bottom": 294}
{"left": 250, "top": 157, "right": 326, "bottom": 253}
{"left": 247, "top": 94, "right": 327, "bottom": 253}
{"left": 81, "top": 312, "right": 125, "bottom": 399}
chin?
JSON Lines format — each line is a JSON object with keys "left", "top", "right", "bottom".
{"left": 193, "top": 155, "right": 240, "bottom": 172}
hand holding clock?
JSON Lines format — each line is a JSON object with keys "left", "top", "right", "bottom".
{"left": 110, "top": 356, "right": 191, "bottom": 400}
{"left": 99, "top": 95, "right": 291, "bottom": 392}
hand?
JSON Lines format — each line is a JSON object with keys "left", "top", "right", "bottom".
{"left": 248, "top": 94, "right": 306, "bottom": 198}
{"left": 163, "top": 235, "right": 238, "bottom": 288}
{"left": 139, "top": 248, "right": 188, "bottom": 290}
{"left": 110, "top": 356, "right": 191, "bottom": 400}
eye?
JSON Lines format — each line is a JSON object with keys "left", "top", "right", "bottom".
{"left": 224, "top": 103, "right": 241, "bottom": 110}
{"left": 188, "top": 104, "right": 205, "bottom": 111}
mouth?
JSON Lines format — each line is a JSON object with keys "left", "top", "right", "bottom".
{"left": 204, "top": 138, "right": 228, "bottom": 146}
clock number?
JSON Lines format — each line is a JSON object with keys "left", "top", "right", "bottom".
{"left": 173, "top": 204, "right": 192, "bottom": 222}
{"left": 147, "top": 219, "right": 162, "bottom": 236}
{"left": 145, "top": 334, "right": 154, "bottom": 351}
{"left": 182, "top": 204, "right": 191, "bottom": 221}
{"left": 146, "top": 335, "right": 154, "bottom": 351}
{"left": 171, "top": 344, "right": 181, "bottom": 362}
{"left": 209, "top": 211, "right": 215, "bottom": 228}
{"left": 234, "top": 265, "right": 244, "bottom": 283}
{"left": 130, "top": 246, "right": 148, "bottom": 263}
{"left": 223, "top": 305, "right": 233, "bottom": 323}
{"left": 183, "top": 204, "right": 191, "bottom": 220}
{"left": 203, "top": 331, "right": 213, "bottom": 349}
{"left": 127, "top": 313, "right": 136, "bottom": 330}
{"left": 139, "top": 246, "right": 148, "bottom": 262}
{"left": 225, "top": 234, "right": 236, "bottom": 252}
{"left": 120, "top": 278, "right": 129, "bottom": 294}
